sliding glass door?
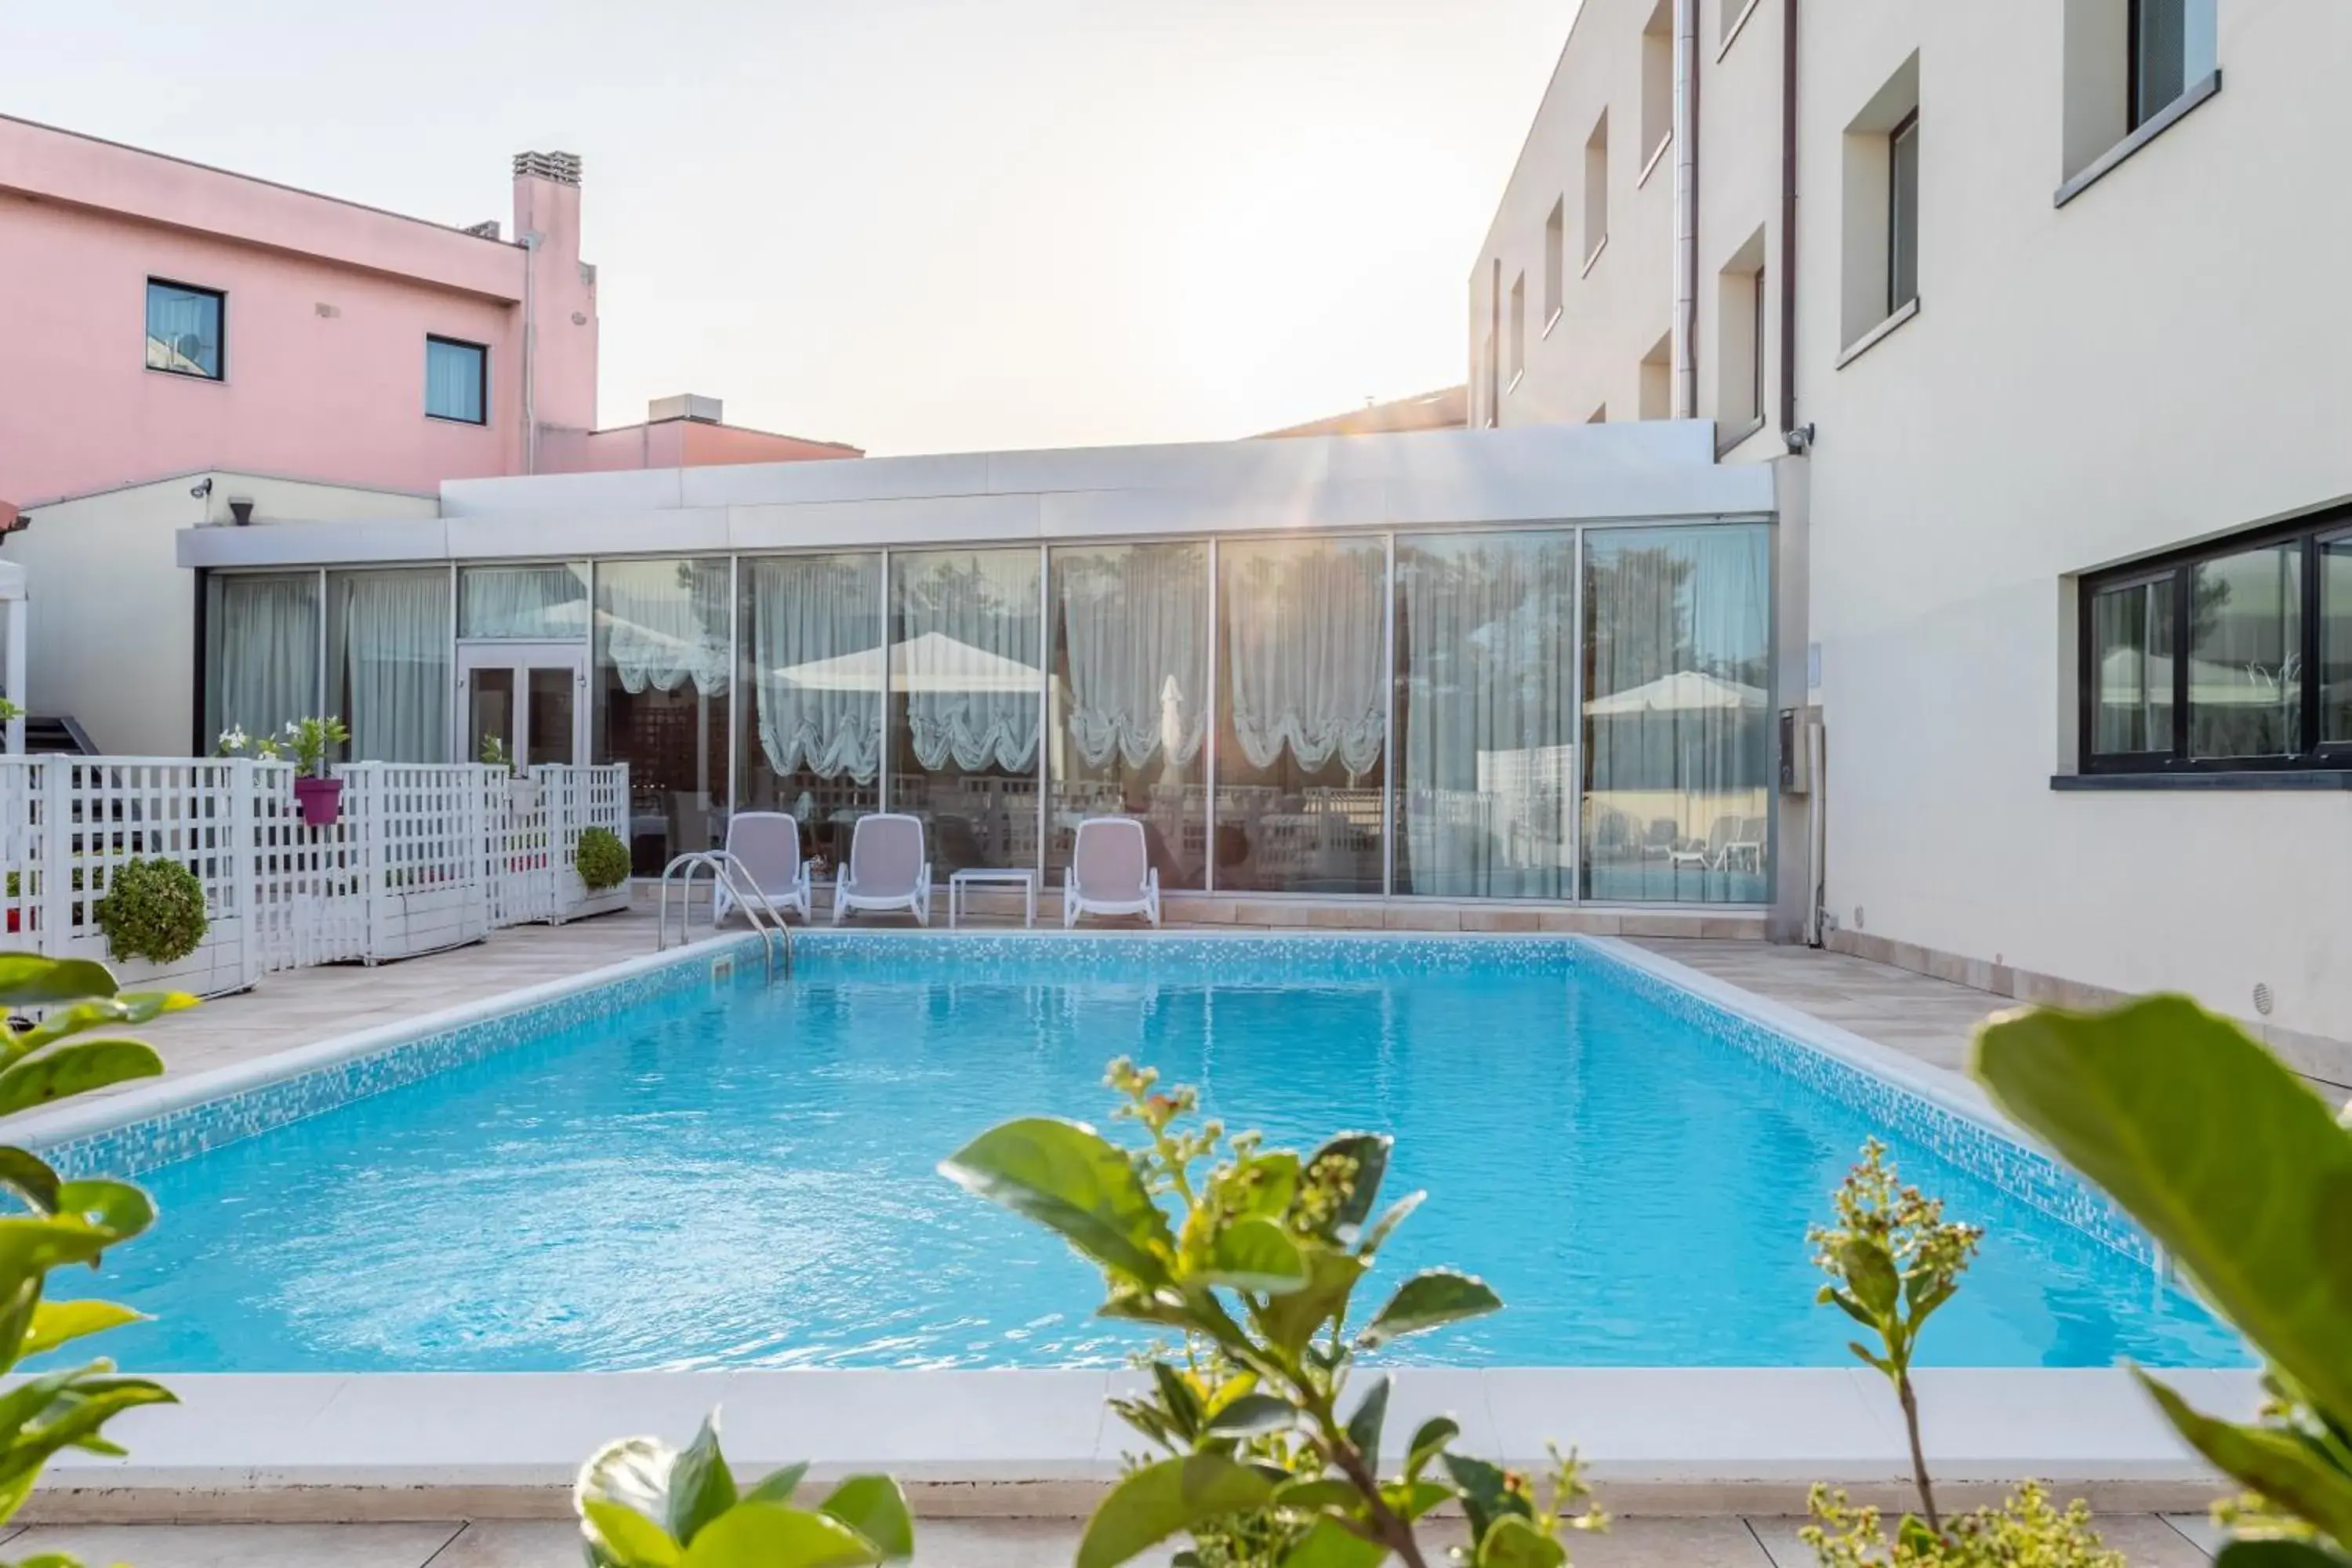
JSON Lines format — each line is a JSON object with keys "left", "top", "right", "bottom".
{"left": 204, "top": 572, "right": 321, "bottom": 750}
{"left": 738, "top": 553, "right": 884, "bottom": 873}
{"left": 887, "top": 548, "right": 1043, "bottom": 875}
{"left": 326, "top": 568, "right": 451, "bottom": 764}
{"left": 594, "top": 558, "right": 731, "bottom": 873}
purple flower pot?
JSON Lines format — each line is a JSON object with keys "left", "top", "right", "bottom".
{"left": 293, "top": 775, "right": 343, "bottom": 827}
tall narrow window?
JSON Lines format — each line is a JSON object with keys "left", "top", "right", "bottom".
{"left": 2130, "top": 0, "right": 2219, "bottom": 130}
{"left": 1583, "top": 114, "right": 1610, "bottom": 267}
{"left": 596, "top": 558, "right": 731, "bottom": 872}
{"left": 2324, "top": 533, "right": 2352, "bottom": 746}
{"left": 2089, "top": 576, "right": 2176, "bottom": 758}
{"left": 2190, "top": 544, "right": 2301, "bottom": 759}
{"left": 146, "top": 280, "right": 223, "bottom": 379}
{"left": 887, "top": 548, "right": 1043, "bottom": 874}
{"left": 1640, "top": 0, "right": 1674, "bottom": 172}
{"left": 739, "top": 553, "right": 884, "bottom": 869}
{"left": 1542, "top": 200, "right": 1565, "bottom": 330}
{"left": 1888, "top": 111, "right": 1920, "bottom": 315}
{"left": 1508, "top": 273, "right": 1526, "bottom": 388}
{"left": 426, "top": 336, "right": 488, "bottom": 424}
{"left": 1214, "top": 537, "right": 1386, "bottom": 894}
{"left": 1751, "top": 268, "right": 1768, "bottom": 424}
{"left": 204, "top": 572, "right": 320, "bottom": 749}
{"left": 328, "top": 568, "right": 451, "bottom": 763}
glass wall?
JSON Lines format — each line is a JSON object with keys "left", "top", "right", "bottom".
{"left": 889, "top": 548, "right": 1043, "bottom": 874}
{"left": 1394, "top": 531, "right": 1577, "bottom": 898}
{"left": 1581, "top": 524, "right": 1773, "bottom": 903}
{"left": 595, "top": 559, "right": 731, "bottom": 873}
{"left": 459, "top": 563, "right": 588, "bottom": 640}
{"left": 204, "top": 572, "right": 321, "bottom": 750}
{"left": 2325, "top": 533, "right": 2352, "bottom": 746}
{"left": 201, "top": 521, "right": 1775, "bottom": 902}
{"left": 739, "top": 554, "right": 884, "bottom": 874}
{"left": 1047, "top": 542, "right": 1209, "bottom": 889}
{"left": 1214, "top": 538, "right": 1386, "bottom": 893}
{"left": 2188, "top": 543, "right": 2300, "bottom": 759}
{"left": 326, "top": 568, "right": 450, "bottom": 763}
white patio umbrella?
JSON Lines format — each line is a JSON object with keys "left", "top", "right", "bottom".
{"left": 771, "top": 631, "right": 1040, "bottom": 694}
{"left": 1582, "top": 670, "right": 1766, "bottom": 715}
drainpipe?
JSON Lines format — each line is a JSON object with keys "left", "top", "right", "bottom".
{"left": 521, "top": 231, "right": 541, "bottom": 475}
{"left": 1671, "top": 0, "right": 1701, "bottom": 419}
{"left": 1778, "top": 0, "right": 1801, "bottom": 439}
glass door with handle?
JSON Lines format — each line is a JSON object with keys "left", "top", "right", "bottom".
{"left": 458, "top": 644, "right": 588, "bottom": 768}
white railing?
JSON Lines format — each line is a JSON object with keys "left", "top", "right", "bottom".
{"left": 0, "top": 757, "right": 629, "bottom": 997}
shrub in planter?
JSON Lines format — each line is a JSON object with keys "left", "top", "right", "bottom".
{"left": 575, "top": 826, "right": 631, "bottom": 893}
{"left": 95, "top": 857, "right": 209, "bottom": 966}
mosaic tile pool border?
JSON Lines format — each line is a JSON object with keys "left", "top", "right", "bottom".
{"left": 34, "top": 929, "right": 2153, "bottom": 1275}
{"left": 1578, "top": 941, "right": 2158, "bottom": 1269}
{"left": 36, "top": 935, "right": 764, "bottom": 1181}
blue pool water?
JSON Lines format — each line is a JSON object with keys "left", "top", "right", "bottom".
{"left": 67, "top": 939, "right": 2243, "bottom": 1372}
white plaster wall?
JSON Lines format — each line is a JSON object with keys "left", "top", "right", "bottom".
{"left": 1795, "top": 1, "right": 2352, "bottom": 1042}
{"left": 13, "top": 473, "right": 435, "bottom": 753}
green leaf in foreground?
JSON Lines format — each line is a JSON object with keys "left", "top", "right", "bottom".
{"left": 939, "top": 1118, "right": 1174, "bottom": 1287}
{"left": 2137, "top": 1373, "right": 2352, "bottom": 1547}
{"left": 1076, "top": 1454, "right": 1276, "bottom": 1568}
{"left": 1973, "top": 996, "right": 2352, "bottom": 1421}
{"left": 1359, "top": 1269, "right": 1502, "bottom": 1347}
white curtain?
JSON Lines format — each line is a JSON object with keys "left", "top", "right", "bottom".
{"left": 1221, "top": 539, "right": 1386, "bottom": 778}
{"left": 897, "top": 550, "right": 1041, "bottom": 774}
{"left": 1058, "top": 543, "right": 1207, "bottom": 769}
{"left": 336, "top": 570, "right": 449, "bottom": 763}
{"left": 210, "top": 573, "right": 319, "bottom": 743}
{"left": 598, "top": 560, "right": 730, "bottom": 696}
{"left": 460, "top": 564, "right": 586, "bottom": 639}
{"left": 1398, "top": 533, "right": 1578, "bottom": 898}
{"left": 750, "top": 554, "right": 883, "bottom": 782}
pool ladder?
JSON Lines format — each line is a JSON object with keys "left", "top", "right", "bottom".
{"left": 657, "top": 850, "right": 793, "bottom": 983}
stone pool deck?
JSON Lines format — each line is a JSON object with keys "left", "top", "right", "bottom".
{"left": 0, "top": 1511, "right": 2227, "bottom": 1566}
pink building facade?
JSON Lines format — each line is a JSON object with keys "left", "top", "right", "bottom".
{"left": 0, "top": 116, "right": 855, "bottom": 510}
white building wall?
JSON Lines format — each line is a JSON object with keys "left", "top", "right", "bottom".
{"left": 12, "top": 473, "right": 436, "bottom": 753}
{"left": 1474, "top": 0, "right": 2352, "bottom": 1065}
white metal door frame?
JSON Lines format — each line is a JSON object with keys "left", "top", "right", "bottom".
{"left": 454, "top": 642, "right": 589, "bottom": 767}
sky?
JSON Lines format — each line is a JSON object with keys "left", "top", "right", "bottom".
{"left": 5, "top": 0, "right": 1576, "bottom": 456}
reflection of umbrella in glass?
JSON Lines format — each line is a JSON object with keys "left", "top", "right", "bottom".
{"left": 1582, "top": 670, "right": 1766, "bottom": 714}
{"left": 773, "top": 632, "right": 1040, "bottom": 693}
{"left": 1159, "top": 675, "right": 1186, "bottom": 787}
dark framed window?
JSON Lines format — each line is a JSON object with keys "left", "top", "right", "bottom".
{"left": 1750, "top": 267, "right": 1767, "bottom": 420}
{"left": 425, "top": 336, "right": 488, "bottom": 424}
{"left": 146, "top": 279, "right": 224, "bottom": 379}
{"left": 1887, "top": 111, "right": 1919, "bottom": 316}
{"left": 2080, "top": 511, "right": 2351, "bottom": 774}
{"left": 2129, "top": 0, "right": 2219, "bottom": 131}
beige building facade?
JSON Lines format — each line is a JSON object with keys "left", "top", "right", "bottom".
{"left": 1473, "top": 0, "right": 2352, "bottom": 1075}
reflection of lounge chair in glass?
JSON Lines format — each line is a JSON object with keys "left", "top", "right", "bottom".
{"left": 832, "top": 813, "right": 932, "bottom": 926}
{"left": 714, "top": 811, "right": 813, "bottom": 924}
{"left": 1064, "top": 817, "right": 1160, "bottom": 928}
{"left": 1671, "top": 815, "right": 1741, "bottom": 871}
{"left": 1724, "top": 815, "right": 1767, "bottom": 873}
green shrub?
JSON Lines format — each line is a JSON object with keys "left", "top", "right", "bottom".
{"left": 942, "top": 1058, "right": 1602, "bottom": 1568}
{"left": 1976, "top": 997, "right": 2352, "bottom": 1567}
{"left": 94, "top": 857, "right": 208, "bottom": 965}
{"left": 576, "top": 826, "right": 631, "bottom": 892}
{"left": 575, "top": 1410, "right": 913, "bottom": 1566}
{"left": 0, "top": 954, "right": 191, "bottom": 1563}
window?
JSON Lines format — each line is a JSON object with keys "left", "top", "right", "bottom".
{"left": 2130, "top": 0, "right": 2218, "bottom": 129}
{"left": 1583, "top": 112, "right": 1610, "bottom": 267}
{"left": 146, "top": 280, "right": 223, "bottom": 379}
{"left": 1639, "top": 330, "right": 1671, "bottom": 421}
{"left": 426, "top": 336, "right": 488, "bottom": 424}
{"left": 1640, "top": 0, "right": 1674, "bottom": 175}
{"left": 203, "top": 572, "right": 320, "bottom": 749}
{"left": 2079, "top": 514, "right": 2352, "bottom": 773}
{"left": 1542, "top": 200, "right": 1565, "bottom": 331}
{"left": 888, "top": 548, "right": 1043, "bottom": 873}
{"left": 1508, "top": 273, "right": 1526, "bottom": 387}
{"left": 1887, "top": 111, "right": 1919, "bottom": 315}
{"left": 1715, "top": 230, "right": 1767, "bottom": 440}
{"left": 1480, "top": 330, "right": 1498, "bottom": 426}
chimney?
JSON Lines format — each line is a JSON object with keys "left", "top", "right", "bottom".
{"left": 511, "top": 150, "right": 598, "bottom": 442}
{"left": 648, "top": 394, "right": 724, "bottom": 425}
{"left": 510, "top": 151, "right": 582, "bottom": 187}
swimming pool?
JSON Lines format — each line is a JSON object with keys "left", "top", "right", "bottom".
{"left": 45, "top": 935, "right": 2242, "bottom": 1374}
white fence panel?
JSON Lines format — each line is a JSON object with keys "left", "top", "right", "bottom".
{"left": 0, "top": 757, "right": 629, "bottom": 993}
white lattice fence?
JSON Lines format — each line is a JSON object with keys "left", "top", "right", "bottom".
{"left": 0, "top": 757, "right": 630, "bottom": 993}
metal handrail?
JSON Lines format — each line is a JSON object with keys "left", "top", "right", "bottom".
{"left": 657, "top": 850, "right": 794, "bottom": 982}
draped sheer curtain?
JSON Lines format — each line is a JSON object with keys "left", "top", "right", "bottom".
{"left": 890, "top": 549, "right": 1042, "bottom": 873}
{"left": 329, "top": 569, "right": 450, "bottom": 762}
{"left": 1581, "top": 525, "right": 1773, "bottom": 903}
{"left": 597, "top": 560, "right": 731, "bottom": 873}
{"left": 1396, "top": 532, "right": 1577, "bottom": 898}
{"left": 1048, "top": 542, "right": 1209, "bottom": 887}
{"left": 738, "top": 554, "right": 882, "bottom": 865}
{"left": 205, "top": 572, "right": 320, "bottom": 749}
{"left": 1214, "top": 538, "right": 1385, "bottom": 893}
{"left": 459, "top": 564, "right": 588, "bottom": 640}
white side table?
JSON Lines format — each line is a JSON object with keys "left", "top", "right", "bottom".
{"left": 947, "top": 867, "right": 1037, "bottom": 928}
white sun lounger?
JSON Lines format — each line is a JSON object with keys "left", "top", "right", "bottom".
{"left": 1064, "top": 816, "right": 1161, "bottom": 928}
{"left": 713, "top": 811, "right": 812, "bottom": 924}
{"left": 833, "top": 812, "right": 932, "bottom": 926}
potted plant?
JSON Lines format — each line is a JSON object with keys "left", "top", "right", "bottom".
{"left": 481, "top": 735, "right": 542, "bottom": 814}
{"left": 94, "top": 856, "right": 210, "bottom": 966}
{"left": 285, "top": 716, "right": 350, "bottom": 826}
{"left": 575, "top": 826, "right": 630, "bottom": 894}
